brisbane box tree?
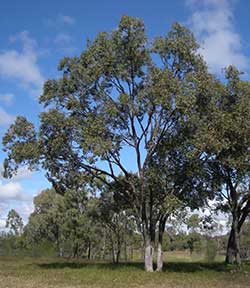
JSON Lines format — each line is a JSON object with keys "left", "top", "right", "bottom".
{"left": 2, "top": 16, "right": 214, "bottom": 271}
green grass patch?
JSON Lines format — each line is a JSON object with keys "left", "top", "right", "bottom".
{"left": 0, "top": 252, "right": 249, "bottom": 288}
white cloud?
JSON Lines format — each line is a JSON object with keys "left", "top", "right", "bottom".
{"left": 53, "top": 33, "right": 76, "bottom": 54}
{"left": 0, "top": 164, "right": 35, "bottom": 202}
{"left": 0, "top": 181, "right": 23, "bottom": 201}
{"left": 0, "top": 31, "right": 44, "bottom": 97}
{"left": 54, "top": 33, "right": 72, "bottom": 45}
{"left": 0, "top": 164, "right": 33, "bottom": 181}
{"left": 0, "top": 164, "right": 38, "bottom": 226}
{"left": 12, "top": 167, "right": 34, "bottom": 181}
{"left": 0, "top": 106, "right": 15, "bottom": 127}
{"left": 187, "top": 0, "right": 248, "bottom": 72}
{"left": 45, "top": 14, "right": 75, "bottom": 27}
{"left": 195, "top": 199, "right": 229, "bottom": 235}
{"left": 16, "top": 202, "right": 34, "bottom": 221}
{"left": 0, "top": 179, "right": 34, "bottom": 203}
{"left": 0, "top": 202, "right": 34, "bottom": 229}
{"left": 0, "top": 219, "right": 6, "bottom": 230}
{"left": 43, "top": 16, "right": 76, "bottom": 55}
{"left": 0, "top": 178, "right": 36, "bottom": 227}
{"left": 0, "top": 93, "right": 14, "bottom": 106}
{"left": 59, "top": 15, "right": 75, "bottom": 25}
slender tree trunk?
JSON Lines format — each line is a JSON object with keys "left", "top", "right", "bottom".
{"left": 102, "top": 231, "right": 106, "bottom": 260}
{"left": 156, "top": 215, "right": 167, "bottom": 272}
{"left": 156, "top": 230, "right": 163, "bottom": 271}
{"left": 141, "top": 244, "right": 144, "bottom": 261}
{"left": 226, "top": 229, "right": 234, "bottom": 264}
{"left": 56, "top": 239, "right": 63, "bottom": 257}
{"left": 111, "top": 237, "right": 116, "bottom": 263}
{"left": 115, "top": 236, "right": 121, "bottom": 264}
{"left": 130, "top": 246, "right": 133, "bottom": 260}
{"left": 225, "top": 215, "right": 241, "bottom": 265}
{"left": 59, "top": 247, "right": 64, "bottom": 257}
{"left": 124, "top": 239, "right": 127, "bottom": 261}
{"left": 73, "top": 242, "right": 78, "bottom": 258}
{"left": 116, "top": 248, "right": 120, "bottom": 264}
{"left": 156, "top": 240, "right": 163, "bottom": 272}
{"left": 141, "top": 198, "right": 156, "bottom": 271}
{"left": 87, "top": 241, "right": 91, "bottom": 260}
{"left": 55, "top": 227, "right": 64, "bottom": 257}
{"left": 144, "top": 234, "right": 154, "bottom": 272}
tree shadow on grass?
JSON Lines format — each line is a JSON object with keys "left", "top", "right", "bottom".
{"left": 36, "top": 260, "right": 145, "bottom": 271}
{"left": 35, "top": 260, "right": 230, "bottom": 273}
{"left": 163, "top": 262, "right": 228, "bottom": 273}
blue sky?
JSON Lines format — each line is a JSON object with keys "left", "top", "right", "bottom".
{"left": 0, "top": 0, "right": 249, "bottom": 227}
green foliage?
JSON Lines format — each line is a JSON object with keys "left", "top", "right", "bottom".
{"left": 192, "top": 66, "right": 250, "bottom": 264}
{"left": 186, "top": 214, "right": 202, "bottom": 233}
{"left": 6, "top": 209, "right": 24, "bottom": 236}
{"left": 2, "top": 15, "right": 211, "bottom": 207}
{"left": 25, "top": 188, "right": 65, "bottom": 254}
{"left": 97, "top": 186, "right": 136, "bottom": 262}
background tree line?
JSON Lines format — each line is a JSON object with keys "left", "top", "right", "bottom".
{"left": 2, "top": 195, "right": 250, "bottom": 265}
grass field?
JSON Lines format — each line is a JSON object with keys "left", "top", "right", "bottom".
{"left": 0, "top": 252, "right": 250, "bottom": 288}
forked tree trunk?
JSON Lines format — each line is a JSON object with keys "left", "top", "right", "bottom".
{"left": 138, "top": 185, "right": 156, "bottom": 271}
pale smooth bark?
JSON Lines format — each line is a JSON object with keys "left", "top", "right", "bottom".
{"left": 143, "top": 215, "right": 157, "bottom": 271}
{"left": 156, "top": 242, "right": 163, "bottom": 272}
{"left": 144, "top": 237, "right": 154, "bottom": 272}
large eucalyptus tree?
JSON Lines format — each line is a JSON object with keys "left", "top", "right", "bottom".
{"left": 2, "top": 16, "right": 212, "bottom": 271}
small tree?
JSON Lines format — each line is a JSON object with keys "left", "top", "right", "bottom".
{"left": 97, "top": 186, "right": 135, "bottom": 263}
{"left": 186, "top": 214, "right": 201, "bottom": 255}
{"left": 26, "top": 188, "right": 65, "bottom": 256}
{"left": 6, "top": 209, "right": 23, "bottom": 236}
{"left": 62, "top": 189, "right": 102, "bottom": 259}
